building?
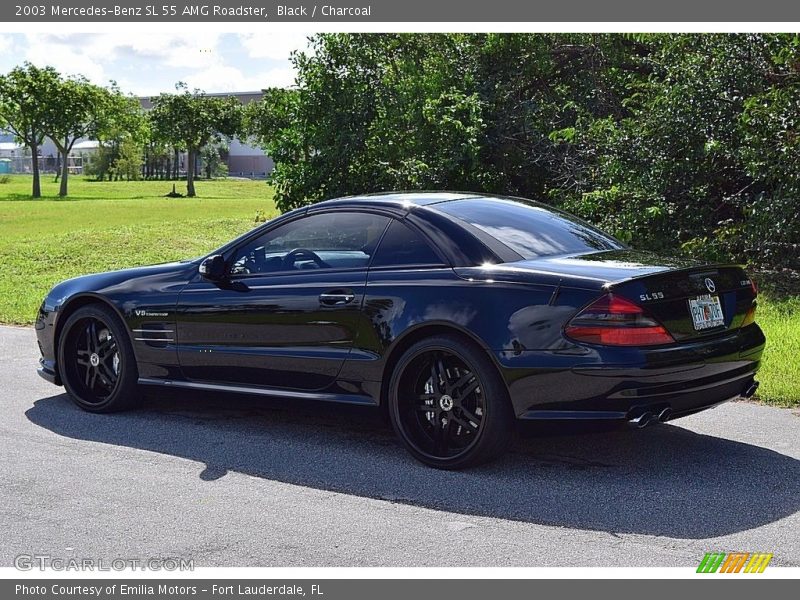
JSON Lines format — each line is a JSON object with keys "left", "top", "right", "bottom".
{"left": 0, "top": 138, "right": 38, "bottom": 174}
{"left": 1, "top": 91, "right": 274, "bottom": 178}
{"left": 139, "top": 91, "right": 274, "bottom": 178}
{"left": 0, "top": 141, "right": 23, "bottom": 157}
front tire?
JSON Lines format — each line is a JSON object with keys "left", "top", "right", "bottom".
{"left": 58, "top": 304, "right": 140, "bottom": 413}
{"left": 388, "top": 334, "right": 514, "bottom": 469}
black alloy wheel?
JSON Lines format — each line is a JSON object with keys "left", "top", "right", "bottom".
{"left": 58, "top": 304, "right": 140, "bottom": 413}
{"left": 388, "top": 334, "right": 514, "bottom": 469}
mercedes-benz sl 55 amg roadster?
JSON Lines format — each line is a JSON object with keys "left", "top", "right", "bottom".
{"left": 35, "top": 192, "right": 765, "bottom": 469}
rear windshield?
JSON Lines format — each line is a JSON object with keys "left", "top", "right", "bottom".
{"left": 435, "top": 197, "right": 624, "bottom": 260}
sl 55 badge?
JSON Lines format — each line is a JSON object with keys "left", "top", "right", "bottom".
{"left": 640, "top": 291, "right": 665, "bottom": 302}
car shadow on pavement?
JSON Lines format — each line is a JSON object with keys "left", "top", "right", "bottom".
{"left": 26, "top": 390, "right": 800, "bottom": 539}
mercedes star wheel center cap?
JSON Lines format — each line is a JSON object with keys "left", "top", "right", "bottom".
{"left": 439, "top": 394, "right": 454, "bottom": 411}
{"left": 89, "top": 353, "right": 100, "bottom": 367}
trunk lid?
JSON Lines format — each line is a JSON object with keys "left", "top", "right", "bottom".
{"left": 496, "top": 249, "right": 757, "bottom": 342}
{"left": 608, "top": 260, "right": 756, "bottom": 342}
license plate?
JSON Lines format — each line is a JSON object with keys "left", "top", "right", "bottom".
{"left": 689, "top": 294, "right": 725, "bottom": 330}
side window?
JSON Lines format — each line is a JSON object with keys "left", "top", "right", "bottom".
{"left": 371, "top": 220, "right": 444, "bottom": 268}
{"left": 230, "top": 212, "right": 390, "bottom": 275}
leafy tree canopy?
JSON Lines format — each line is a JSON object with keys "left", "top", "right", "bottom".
{"left": 248, "top": 33, "right": 800, "bottom": 270}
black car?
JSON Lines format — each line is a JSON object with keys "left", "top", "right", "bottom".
{"left": 35, "top": 192, "right": 765, "bottom": 469}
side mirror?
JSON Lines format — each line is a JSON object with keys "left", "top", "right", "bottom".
{"left": 199, "top": 255, "right": 226, "bottom": 281}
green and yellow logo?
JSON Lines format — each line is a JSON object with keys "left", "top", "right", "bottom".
{"left": 697, "top": 552, "right": 773, "bottom": 573}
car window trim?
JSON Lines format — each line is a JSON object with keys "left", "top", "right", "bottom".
{"left": 367, "top": 263, "right": 449, "bottom": 272}
{"left": 226, "top": 265, "right": 373, "bottom": 281}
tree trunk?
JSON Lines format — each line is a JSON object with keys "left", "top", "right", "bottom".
{"left": 186, "top": 148, "right": 196, "bottom": 197}
{"left": 59, "top": 146, "right": 69, "bottom": 197}
{"left": 173, "top": 148, "right": 179, "bottom": 179}
{"left": 165, "top": 156, "right": 171, "bottom": 181}
{"left": 30, "top": 141, "right": 41, "bottom": 198}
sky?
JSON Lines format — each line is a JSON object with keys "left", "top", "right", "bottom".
{"left": 0, "top": 32, "right": 314, "bottom": 96}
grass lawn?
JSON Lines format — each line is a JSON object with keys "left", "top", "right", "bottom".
{"left": 0, "top": 175, "right": 277, "bottom": 324}
{"left": 0, "top": 175, "right": 797, "bottom": 407}
{"left": 753, "top": 296, "right": 800, "bottom": 407}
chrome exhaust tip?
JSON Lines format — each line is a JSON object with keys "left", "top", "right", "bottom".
{"left": 743, "top": 381, "right": 760, "bottom": 399}
{"left": 628, "top": 412, "right": 653, "bottom": 429}
{"left": 657, "top": 407, "right": 673, "bottom": 422}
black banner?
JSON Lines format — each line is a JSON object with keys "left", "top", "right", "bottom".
{"left": 5, "top": 579, "right": 797, "bottom": 600}
{"left": 3, "top": 0, "right": 800, "bottom": 22}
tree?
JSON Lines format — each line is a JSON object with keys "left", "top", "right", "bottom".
{"left": 44, "top": 77, "right": 112, "bottom": 196}
{"left": 150, "top": 84, "right": 242, "bottom": 196}
{"left": 247, "top": 33, "right": 800, "bottom": 269}
{"left": 569, "top": 34, "right": 796, "bottom": 265}
{"left": 201, "top": 141, "right": 228, "bottom": 179}
{"left": 92, "top": 84, "right": 147, "bottom": 181}
{"left": 246, "top": 34, "right": 622, "bottom": 211}
{"left": 0, "top": 63, "right": 61, "bottom": 197}
{"left": 111, "top": 138, "right": 144, "bottom": 180}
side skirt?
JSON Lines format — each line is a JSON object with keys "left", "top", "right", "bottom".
{"left": 137, "top": 377, "right": 378, "bottom": 406}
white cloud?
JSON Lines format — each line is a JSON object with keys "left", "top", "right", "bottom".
{"left": 22, "top": 32, "right": 222, "bottom": 76}
{"left": 238, "top": 32, "right": 313, "bottom": 61}
{"left": 24, "top": 35, "right": 107, "bottom": 83}
{"left": 10, "top": 32, "right": 299, "bottom": 95}
{"left": 183, "top": 64, "right": 296, "bottom": 93}
{"left": 87, "top": 32, "right": 223, "bottom": 69}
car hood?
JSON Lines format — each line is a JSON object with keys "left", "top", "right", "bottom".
{"left": 45, "top": 260, "right": 197, "bottom": 307}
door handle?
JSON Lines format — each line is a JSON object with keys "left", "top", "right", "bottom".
{"left": 319, "top": 289, "right": 356, "bottom": 306}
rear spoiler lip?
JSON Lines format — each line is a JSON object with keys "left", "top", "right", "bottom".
{"left": 603, "top": 263, "right": 748, "bottom": 290}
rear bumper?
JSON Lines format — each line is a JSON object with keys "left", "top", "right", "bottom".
{"left": 500, "top": 323, "right": 765, "bottom": 422}
{"left": 517, "top": 370, "right": 757, "bottom": 423}
{"left": 37, "top": 359, "right": 60, "bottom": 385}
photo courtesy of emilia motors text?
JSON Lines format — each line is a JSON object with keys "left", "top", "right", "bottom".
{"left": 0, "top": 0, "right": 798, "bottom": 596}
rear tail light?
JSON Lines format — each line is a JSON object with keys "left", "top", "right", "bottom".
{"left": 741, "top": 305, "right": 757, "bottom": 327}
{"left": 741, "top": 275, "right": 757, "bottom": 327}
{"left": 565, "top": 293, "right": 675, "bottom": 346}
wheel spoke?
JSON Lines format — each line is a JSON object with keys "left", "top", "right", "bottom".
{"left": 452, "top": 411, "right": 479, "bottom": 432}
{"left": 97, "top": 372, "right": 110, "bottom": 389}
{"left": 433, "top": 417, "right": 451, "bottom": 455}
{"left": 430, "top": 359, "right": 443, "bottom": 395}
{"left": 97, "top": 338, "right": 116, "bottom": 358}
{"left": 451, "top": 370, "right": 472, "bottom": 389}
{"left": 89, "top": 320, "right": 98, "bottom": 352}
{"left": 99, "top": 362, "right": 117, "bottom": 384}
{"left": 457, "top": 379, "right": 480, "bottom": 400}
{"left": 82, "top": 362, "right": 90, "bottom": 386}
{"left": 451, "top": 371, "right": 477, "bottom": 399}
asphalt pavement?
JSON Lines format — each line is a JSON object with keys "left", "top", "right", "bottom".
{"left": 1, "top": 325, "right": 798, "bottom": 567}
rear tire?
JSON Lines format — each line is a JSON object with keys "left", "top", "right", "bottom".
{"left": 58, "top": 304, "right": 140, "bottom": 413}
{"left": 388, "top": 334, "right": 514, "bottom": 469}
